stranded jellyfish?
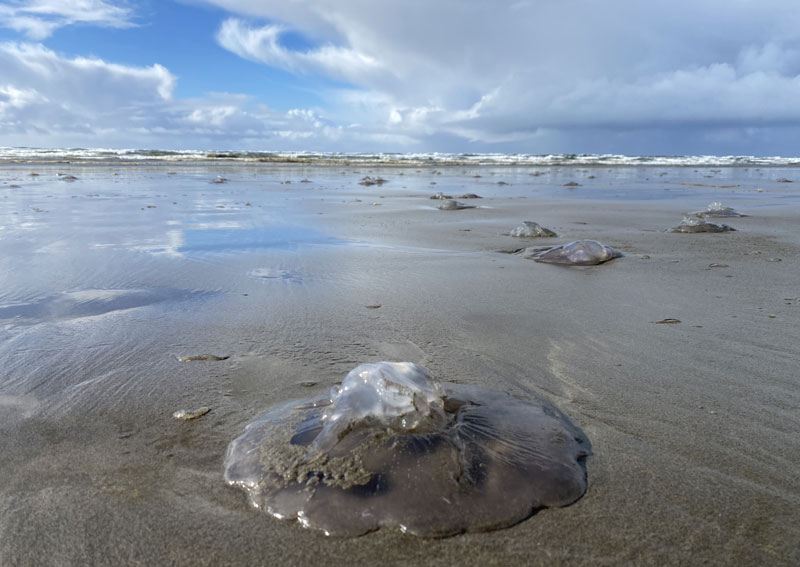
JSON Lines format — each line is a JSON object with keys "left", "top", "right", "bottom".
{"left": 437, "top": 200, "right": 475, "bottom": 210}
{"left": 667, "top": 217, "right": 735, "bottom": 233}
{"left": 224, "top": 362, "right": 590, "bottom": 537}
{"left": 429, "top": 192, "right": 453, "bottom": 200}
{"left": 525, "top": 239, "right": 623, "bottom": 265}
{"left": 509, "top": 221, "right": 557, "bottom": 238}
{"left": 692, "top": 202, "right": 748, "bottom": 218}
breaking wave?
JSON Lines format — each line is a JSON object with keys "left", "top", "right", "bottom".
{"left": 2, "top": 147, "right": 800, "bottom": 167}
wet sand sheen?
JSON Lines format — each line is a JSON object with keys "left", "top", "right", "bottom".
{"left": 0, "top": 164, "right": 799, "bottom": 565}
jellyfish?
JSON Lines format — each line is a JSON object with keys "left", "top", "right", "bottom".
{"left": 359, "top": 176, "right": 388, "bottom": 186}
{"left": 509, "top": 221, "right": 557, "bottom": 238}
{"left": 691, "top": 202, "right": 748, "bottom": 218}
{"left": 437, "top": 200, "right": 475, "bottom": 210}
{"left": 668, "top": 217, "right": 735, "bottom": 233}
{"left": 524, "top": 239, "right": 623, "bottom": 265}
{"left": 224, "top": 362, "right": 590, "bottom": 537}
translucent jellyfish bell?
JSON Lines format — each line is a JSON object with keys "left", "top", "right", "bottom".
{"left": 437, "top": 200, "right": 475, "bottom": 210}
{"left": 692, "top": 202, "right": 748, "bottom": 218}
{"left": 667, "top": 216, "right": 735, "bottom": 233}
{"left": 525, "top": 239, "right": 622, "bottom": 265}
{"left": 224, "top": 362, "right": 591, "bottom": 537}
{"left": 312, "top": 362, "right": 446, "bottom": 453}
{"left": 509, "top": 221, "right": 557, "bottom": 238}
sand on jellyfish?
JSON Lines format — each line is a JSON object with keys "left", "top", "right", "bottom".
{"left": 224, "top": 362, "right": 591, "bottom": 537}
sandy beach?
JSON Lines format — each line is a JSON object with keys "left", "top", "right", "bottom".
{"left": 1, "top": 162, "right": 798, "bottom": 565}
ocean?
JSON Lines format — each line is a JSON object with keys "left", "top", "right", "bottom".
{"left": 3, "top": 146, "right": 800, "bottom": 167}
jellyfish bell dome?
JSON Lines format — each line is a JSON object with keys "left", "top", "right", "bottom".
{"left": 224, "top": 362, "right": 591, "bottom": 537}
{"left": 313, "top": 362, "right": 446, "bottom": 453}
{"left": 527, "top": 239, "right": 623, "bottom": 265}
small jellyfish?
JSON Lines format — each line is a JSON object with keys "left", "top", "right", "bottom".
{"left": 437, "top": 200, "right": 475, "bottom": 210}
{"left": 525, "top": 239, "right": 622, "bottom": 265}
{"left": 692, "top": 202, "right": 748, "bottom": 218}
{"left": 359, "top": 176, "right": 388, "bottom": 186}
{"left": 509, "top": 221, "right": 557, "bottom": 238}
{"left": 668, "top": 216, "right": 735, "bottom": 233}
{"left": 224, "top": 362, "right": 590, "bottom": 537}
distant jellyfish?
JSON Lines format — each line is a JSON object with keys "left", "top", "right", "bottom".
{"left": 359, "top": 176, "right": 388, "bottom": 186}
{"left": 691, "top": 202, "right": 748, "bottom": 218}
{"left": 438, "top": 200, "right": 475, "bottom": 210}
{"left": 668, "top": 216, "right": 735, "bottom": 233}
{"left": 509, "top": 221, "right": 557, "bottom": 238}
{"left": 224, "top": 362, "right": 591, "bottom": 537}
{"left": 525, "top": 239, "right": 622, "bottom": 265}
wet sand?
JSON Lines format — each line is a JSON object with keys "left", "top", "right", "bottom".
{"left": 1, "top": 164, "right": 799, "bottom": 565}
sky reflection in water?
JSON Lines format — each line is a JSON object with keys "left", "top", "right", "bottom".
{"left": 177, "top": 224, "right": 341, "bottom": 255}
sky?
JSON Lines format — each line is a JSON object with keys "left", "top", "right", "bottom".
{"left": 1, "top": 0, "right": 800, "bottom": 155}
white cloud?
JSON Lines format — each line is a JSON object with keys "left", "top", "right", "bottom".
{"left": 4, "top": 0, "right": 800, "bottom": 153}
{"left": 0, "top": 42, "right": 175, "bottom": 109}
{"left": 199, "top": 0, "right": 800, "bottom": 153}
{"left": 0, "top": 83, "right": 44, "bottom": 111}
{"left": 216, "top": 18, "right": 385, "bottom": 84}
{"left": 0, "top": 41, "right": 384, "bottom": 150}
{"left": 0, "top": 0, "right": 134, "bottom": 39}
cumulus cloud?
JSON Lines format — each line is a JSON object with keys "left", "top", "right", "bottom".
{"left": 4, "top": 0, "right": 800, "bottom": 153}
{"left": 200, "top": 0, "right": 800, "bottom": 153}
{"left": 0, "top": 41, "right": 373, "bottom": 150}
{"left": 0, "top": 42, "right": 175, "bottom": 112}
{"left": 0, "top": 0, "right": 134, "bottom": 39}
{"left": 0, "top": 3, "right": 419, "bottom": 150}
{"left": 216, "top": 18, "right": 386, "bottom": 84}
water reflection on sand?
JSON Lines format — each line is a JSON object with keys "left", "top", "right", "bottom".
{"left": 1, "top": 163, "right": 799, "bottom": 565}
